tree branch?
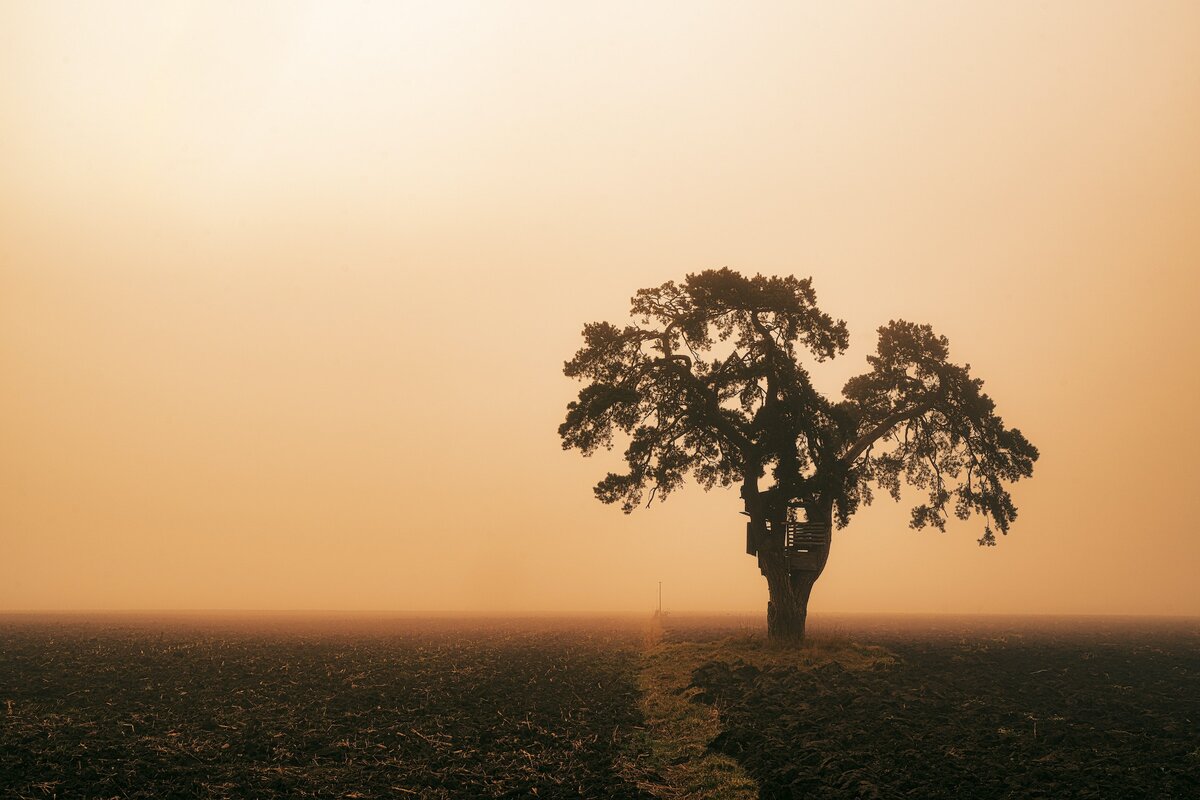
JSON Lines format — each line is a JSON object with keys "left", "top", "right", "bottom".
{"left": 838, "top": 395, "right": 939, "bottom": 469}
{"left": 652, "top": 357, "right": 754, "bottom": 457}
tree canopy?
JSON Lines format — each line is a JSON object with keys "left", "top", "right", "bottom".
{"left": 559, "top": 269, "right": 1038, "bottom": 545}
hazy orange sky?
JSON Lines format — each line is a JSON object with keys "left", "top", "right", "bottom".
{"left": 3, "top": 1, "right": 1198, "bottom": 616}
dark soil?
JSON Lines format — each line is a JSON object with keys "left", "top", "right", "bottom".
{"left": 0, "top": 615, "right": 653, "bottom": 799}
{"left": 6, "top": 614, "right": 1197, "bottom": 799}
{"left": 686, "top": 616, "right": 1200, "bottom": 799}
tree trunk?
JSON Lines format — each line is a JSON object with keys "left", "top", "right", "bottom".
{"left": 762, "top": 552, "right": 821, "bottom": 644}
{"left": 741, "top": 477, "right": 831, "bottom": 645}
{"left": 758, "top": 504, "right": 831, "bottom": 645}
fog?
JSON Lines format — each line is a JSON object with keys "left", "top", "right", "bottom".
{"left": 2, "top": 1, "right": 1198, "bottom": 615}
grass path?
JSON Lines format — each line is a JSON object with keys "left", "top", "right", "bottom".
{"left": 620, "top": 616, "right": 896, "bottom": 799}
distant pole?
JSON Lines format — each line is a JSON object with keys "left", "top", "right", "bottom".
{"left": 658, "top": 581, "right": 662, "bottom": 614}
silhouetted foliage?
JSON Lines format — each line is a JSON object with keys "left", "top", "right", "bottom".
{"left": 560, "top": 269, "right": 1038, "bottom": 546}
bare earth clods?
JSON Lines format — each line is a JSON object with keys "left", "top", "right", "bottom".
{"left": 0, "top": 616, "right": 654, "bottom": 799}
{"left": 688, "top": 619, "right": 1200, "bottom": 799}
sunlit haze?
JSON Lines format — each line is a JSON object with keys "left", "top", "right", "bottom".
{"left": 3, "top": 1, "right": 1198, "bottom": 615}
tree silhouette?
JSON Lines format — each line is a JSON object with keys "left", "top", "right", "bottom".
{"left": 559, "top": 269, "right": 1038, "bottom": 642}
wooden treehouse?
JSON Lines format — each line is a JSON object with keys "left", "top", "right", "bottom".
{"left": 746, "top": 503, "right": 831, "bottom": 575}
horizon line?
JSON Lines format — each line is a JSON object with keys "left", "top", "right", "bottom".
{"left": 1, "top": 608, "right": 1197, "bottom": 620}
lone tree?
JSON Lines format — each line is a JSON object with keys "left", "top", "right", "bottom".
{"left": 559, "top": 269, "right": 1038, "bottom": 642}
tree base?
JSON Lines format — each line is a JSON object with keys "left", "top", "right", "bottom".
{"left": 765, "top": 570, "right": 817, "bottom": 645}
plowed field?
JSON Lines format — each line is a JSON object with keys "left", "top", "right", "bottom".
{"left": 681, "top": 616, "right": 1200, "bottom": 799}
{"left": 2, "top": 614, "right": 1197, "bottom": 799}
{"left": 0, "top": 615, "right": 652, "bottom": 799}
